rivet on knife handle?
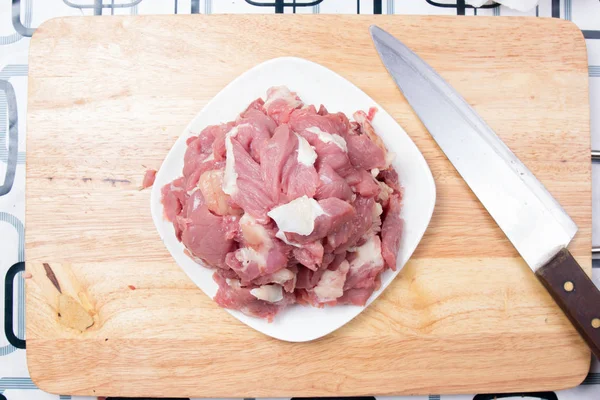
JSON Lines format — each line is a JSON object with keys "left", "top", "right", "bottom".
{"left": 536, "top": 248, "right": 600, "bottom": 359}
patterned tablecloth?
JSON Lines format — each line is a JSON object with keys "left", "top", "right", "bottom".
{"left": 2, "top": 1, "right": 600, "bottom": 399}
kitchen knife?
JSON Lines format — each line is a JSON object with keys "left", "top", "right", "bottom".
{"left": 370, "top": 25, "right": 600, "bottom": 358}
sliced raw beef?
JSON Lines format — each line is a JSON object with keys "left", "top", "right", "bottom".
{"left": 327, "top": 196, "right": 376, "bottom": 253}
{"left": 161, "top": 86, "right": 404, "bottom": 320}
{"left": 213, "top": 274, "right": 295, "bottom": 322}
{"left": 381, "top": 194, "right": 403, "bottom": 270}
{"left": 179, "top": 192, "right": 235, "bottom": 268}
{"left": 142, "top": 169, "right": 156, "bottom": 189}
{"left": 263, "top": 86, "right": 303, "bottom": 124}
{"left": 315, "top": 164, "right": 353, "bottom": 201}
{"left": 346, "top": 133, "right": 387, "bottom": 170}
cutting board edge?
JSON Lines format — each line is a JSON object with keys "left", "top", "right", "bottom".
{"left": 23, "top": 14, "right": 593, "bottom": 397}
{"left": 24, "top": 337, "right": 591, "bottom": 397}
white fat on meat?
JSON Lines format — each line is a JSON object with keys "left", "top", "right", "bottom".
{"left": 222, "top": 124, "right": 249, "bottom": 196}
{"left": 270, "top": 268, "right": 296, "bottom": 285}
{"left": 187, "top": 153, "right": 217, "bottom": 195}
{"left": 377, "top": 180, "right": 394, "bottom": 204}
{"left": 240, "top": 213, "right": 271, "bottom": 247}
{"left": 313, "top": 260, "right": 350, "bottom": 302}
{"left": 319, "top": 174, "right": 332, "bottom": 184}
{"left": 385, "top": 151, "right": 396, "bottom": 168}
{"left": 268, "top": 195, "right": 325, "bottom": 236}
{"left": 371, "top": 168, "right": 380, "bottom": 178}
{"left": 192, "top": 196, "right": 202, "bottom": 212}
{"left": 263, "top": 86, "right": 303, "bottom": 109}
{"left": 349, "top": 235, "right": 384, "bottom": 273}
{"left": 364, "top": 201, "right": 384, "bottom": 238}
{"left": 226, "top": 278, "right": 241, "bottom": 288}
{"left": 305, "top": 126, "right": 348, "bottom": 152}
{"left": 236, "top": 247, "right": 267, "bottom": 268}
{"left": 296, "top": 134, "right": 317, "bottom": 166}
{"left": 373, "top": 202, "right": 383, "bottom": 220}
{"left": 250, "top": 284, "right": 284, "bottom": 303}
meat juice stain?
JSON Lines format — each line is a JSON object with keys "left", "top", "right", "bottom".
{"left": 128, "top": 285, "right": 136, "bottom": 290}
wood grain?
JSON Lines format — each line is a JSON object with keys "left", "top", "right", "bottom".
{"left": 25, "top": 15, "right": 591, "bottom": 397}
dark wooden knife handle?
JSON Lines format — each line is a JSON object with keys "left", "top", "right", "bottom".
{"left": 536, "top": 248, "right": 600, "bottom": 359}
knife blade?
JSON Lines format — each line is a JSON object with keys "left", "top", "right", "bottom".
{"left": 370, "top": 25, "right": 600, "bottom": 357}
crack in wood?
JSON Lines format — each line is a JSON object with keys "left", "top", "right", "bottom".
{"left": 103, "top": 178, "right": 131, "bottom": 186}
{"left": 43, "top": 262, "right": 62, "bottom": 293}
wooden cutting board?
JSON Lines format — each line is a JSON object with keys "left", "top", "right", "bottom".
{"left": 25, "top": 15, "right": 591, "bottom": 397}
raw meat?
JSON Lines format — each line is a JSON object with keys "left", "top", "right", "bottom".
{"left": 142, "top": 169, "right": 156, "bottom": 189}
{"left": 161, "top": 86, "right": 403, "bottom": 320}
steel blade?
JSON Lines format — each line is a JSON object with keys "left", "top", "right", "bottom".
{"left": 370, "top": 25, "right": 577, "bottom": 271}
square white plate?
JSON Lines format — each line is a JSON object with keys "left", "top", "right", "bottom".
{"left": 151, "top": 57, "right": 436, "bottom": 342}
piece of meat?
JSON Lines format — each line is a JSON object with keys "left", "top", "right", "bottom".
{"left": 197, "top": 169, "right": 238, "bottom": 216}
{"left": 184, "top": 123, "right": 233, "bottom": 176}
{"left": 239, "top": 212, "right": 272, "bottom": 246}
{"left": 324, "top": 112, "right": 352, "bottom": 136}
{"left": 260, "top": 124, "right": 298, "bottom": 204}
{"left": 289, "top": 108, "right": 351, "bottom": 139}
{"left": 317, "top": 104, "right": 328, "bottom": 116}
{"left": 213, "top": 274, "right": 295, "bottom": 322}
{"left": 183, "top": 158, "right": 225, "bottom": 193}
{"left": 315, "top": 163, "right": 353, "bottom": 201}
{"left": 227, "top": 237, "right": 290, "bottom": 284}
{"left": 376, "top": 179, "right": 395, "bottom": 207}
{"left": 292, "top": 241, "right": 324, "bottom": 271}
{"left": 287, "top": 197, "right": 356, "bottom": 244}
{"left": 227, "top": 213, "right": 290, "bottom": 284}
{"left": 327, "top": 196, "right": 375, "bottom": 253}
{"left": 290, "top": 110, "right": 356, "bottom": 179}
{"left": 367, "top": 107, "right": 378, "bottom": 121}
{"left": 344, "top": 235, "right": 385, "bottom": 290}
{"left": 251, "top": 266, "right": 298, "bottom": 293}
{"left": 183, "top": 189, "right": 205, "bottom": 217}
{"left": 179, "top": 193, "right": 235, "bottom": 268}
{"left": 353, "top": 110, "right": 393, "bottom": 168}
{"left": 377, "top": 168, "right": 401, "bottom": 192}
{"left": 315, "top": 145, "right": 355, "bottom": 178}
{"left": 299, "top": 253, "right": 349, "bottom": 305}
{"left": 365, "top": 202, "right": 383, "bottom": 238}
{"left": 346, "top": 133, "right": 387, "bottom": 170}
{"left": 234, "top": 110, "right": 277, "bottom": 162}
{"left": 336, "top": 287, "right": 374, "bottom": 306}
{"left": 222, "top": 215, "right": 241, "bottom": 241}
{"left": 142, "top": 169, "right": 156, "bottom": 189}
{"left": 161, "top": 177, "right": 188, "bottom": 222}
{"left": 295, "top": 252, "right": 336, "bottom": 290}
{"left": 280, "top": 155, "right": 320, "bottom": 201}
{"left": 312, "top": 260, "right": 350, "bottom": 303}
{"left": 225, "top": 250, "right": 261, "bottom": 282}
{"left": 345, "top": 169, "right": 380, "bottom": 198}
{"left": 381, "top": 193, "right": 403, "bottom": 270}
{"left": 263, "top": 86, "right": 303, "bottom": 124}
{"left": 229, "top": 137, "right": 274, "bottom": 219}
{"left": 242, "top": 98, "right": 266, "bottom": 115}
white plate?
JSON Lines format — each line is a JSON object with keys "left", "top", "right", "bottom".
{"left": 151, "top": 57, "right": 436, "bottom": 342}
